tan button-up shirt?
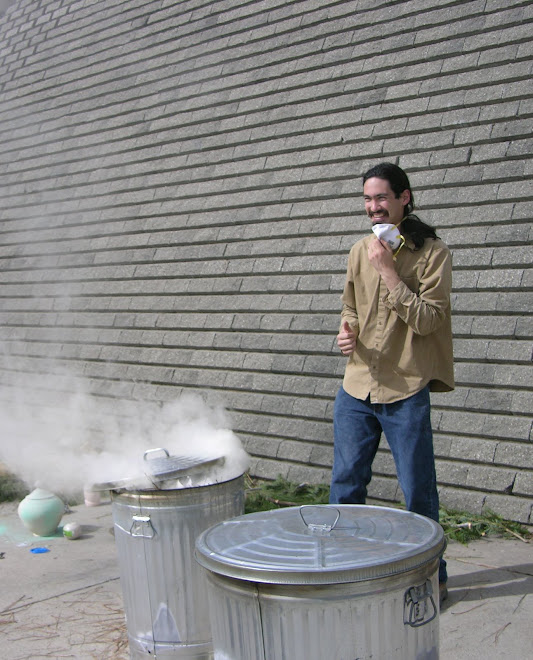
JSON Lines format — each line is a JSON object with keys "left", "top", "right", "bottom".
{"left": 340, "top": 234, "right": 454, "bottom": 404}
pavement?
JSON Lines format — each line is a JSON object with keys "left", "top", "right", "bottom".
{"left": 0, "top": 498, "right": 531, "bottom": 660}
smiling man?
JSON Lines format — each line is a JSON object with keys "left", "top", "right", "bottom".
{"left": 330, "top": 162, "right": 454, "bottom": 603}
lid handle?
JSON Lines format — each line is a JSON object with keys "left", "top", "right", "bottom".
{"left": 299, "top": 505, "right": 340, "bottom": 534}
{"left": 143, "top": 448, "right": 170, "bottom": 461}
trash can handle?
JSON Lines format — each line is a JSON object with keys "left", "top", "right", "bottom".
{"left": 129, "top": 515, "right": 155, "bottom": 539}
{"left": 143, "top": 448, "right": 170, "bottom": 461}
{"left": 299, "top": 505, "right": 340, "bottom": 534}
{"left": 404, "top": 579, "right": 437, "bottom": 627}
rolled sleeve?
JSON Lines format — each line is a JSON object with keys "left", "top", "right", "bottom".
{"left": 383, "top": 244, "right": 452, "bottom": 336}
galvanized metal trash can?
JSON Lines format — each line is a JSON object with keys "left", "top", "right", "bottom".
{"left": 195, "top": 504, "right": 446, "bottom": 660}
{"left": 111, "top": 475, "right": 245, "bottom": 659}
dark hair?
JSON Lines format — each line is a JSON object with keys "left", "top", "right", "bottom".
{"left": 362, "top": 162, "right": 438, "bottom": 249}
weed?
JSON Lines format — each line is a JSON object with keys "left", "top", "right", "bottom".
{"left": 0, "top": 473, "right": 29, "bottom": 502}
{"left": 244, "top": 475, "right": 531, "bottom": 544}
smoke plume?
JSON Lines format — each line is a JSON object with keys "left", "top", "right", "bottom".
{"left": 0, "top": 372, "right": 250, "bottom": 495}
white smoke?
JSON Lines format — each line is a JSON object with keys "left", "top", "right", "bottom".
{"left": 0, "top": 373, "right": 250, "bottom": 495}
{"left": 0, "top": 0, "right": 16, "bottom": 16}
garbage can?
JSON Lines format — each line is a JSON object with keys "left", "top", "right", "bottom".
{"left": 195, "top": 504, "right": 445, "bottom": 660}
{"left": 97, "top": 449, "right": 245, "bottom": 659}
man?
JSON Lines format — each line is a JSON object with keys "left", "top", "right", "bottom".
{"left": 329, "top": 162, "right": 454, "bottom": 603}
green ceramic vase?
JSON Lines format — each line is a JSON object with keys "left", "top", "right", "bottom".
{"left": 18, "top": 488, "right": 65, "bottom": 536}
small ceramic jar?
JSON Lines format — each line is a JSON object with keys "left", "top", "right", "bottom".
{"left": 18, "top": 488, "right": 65, "bottom": 536}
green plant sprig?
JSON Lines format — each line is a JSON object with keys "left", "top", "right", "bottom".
{"left": 244, "top": 475, "right": 530, "bottom": 544}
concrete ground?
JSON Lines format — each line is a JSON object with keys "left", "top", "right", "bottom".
{"left": 0, "top": 499, "right": 531, "bottom": 660}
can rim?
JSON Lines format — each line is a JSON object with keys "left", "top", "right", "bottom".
{"left": 195, "top": 505, "right": 446, "bottom": 585}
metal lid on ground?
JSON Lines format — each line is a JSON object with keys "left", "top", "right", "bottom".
{"left": 195, "top": 504, "right": 445, "bottom": 585}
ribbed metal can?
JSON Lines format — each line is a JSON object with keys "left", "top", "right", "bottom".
{"left": 195, "top": 504, "right": 445, "bottom": 660}
{"left": 111, "top": 475, "right": 245, "bottom": 659}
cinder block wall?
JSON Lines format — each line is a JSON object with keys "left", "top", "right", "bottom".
{"left": 0, "top": 0, "right": 531, "bottom": 523}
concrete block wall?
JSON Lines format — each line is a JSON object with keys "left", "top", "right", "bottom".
{"left": 0, "top": 0, "right": 531, "bottom": 522}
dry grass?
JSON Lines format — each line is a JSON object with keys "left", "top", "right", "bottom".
{"left": 1, "top": 586, "right": 129, "bottom": 660}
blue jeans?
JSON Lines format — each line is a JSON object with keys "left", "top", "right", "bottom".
{"left": 330, "top": 386, "right": 447, "bottom": 583}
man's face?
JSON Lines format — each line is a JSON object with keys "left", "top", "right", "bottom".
{"left": 363, "top": 177, "right": 410, "bottom": 226}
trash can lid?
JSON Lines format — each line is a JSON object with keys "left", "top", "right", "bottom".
{"left": 195, "top": 505, "right": 445, "bottom": 585}
{"left": 91, "top": 447, "right": 226, "bottom": 491}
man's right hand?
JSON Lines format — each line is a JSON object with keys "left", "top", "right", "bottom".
{"left": 337, "top": 321, "right": 356, "bottom": 355}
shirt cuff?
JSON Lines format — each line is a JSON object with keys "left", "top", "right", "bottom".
{"left": 382, "top": 281, "right": 411, "bottom": 308}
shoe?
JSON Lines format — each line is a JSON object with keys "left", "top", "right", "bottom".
{"left": 439, "top": 582, "right": 448, "bottom": 606}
